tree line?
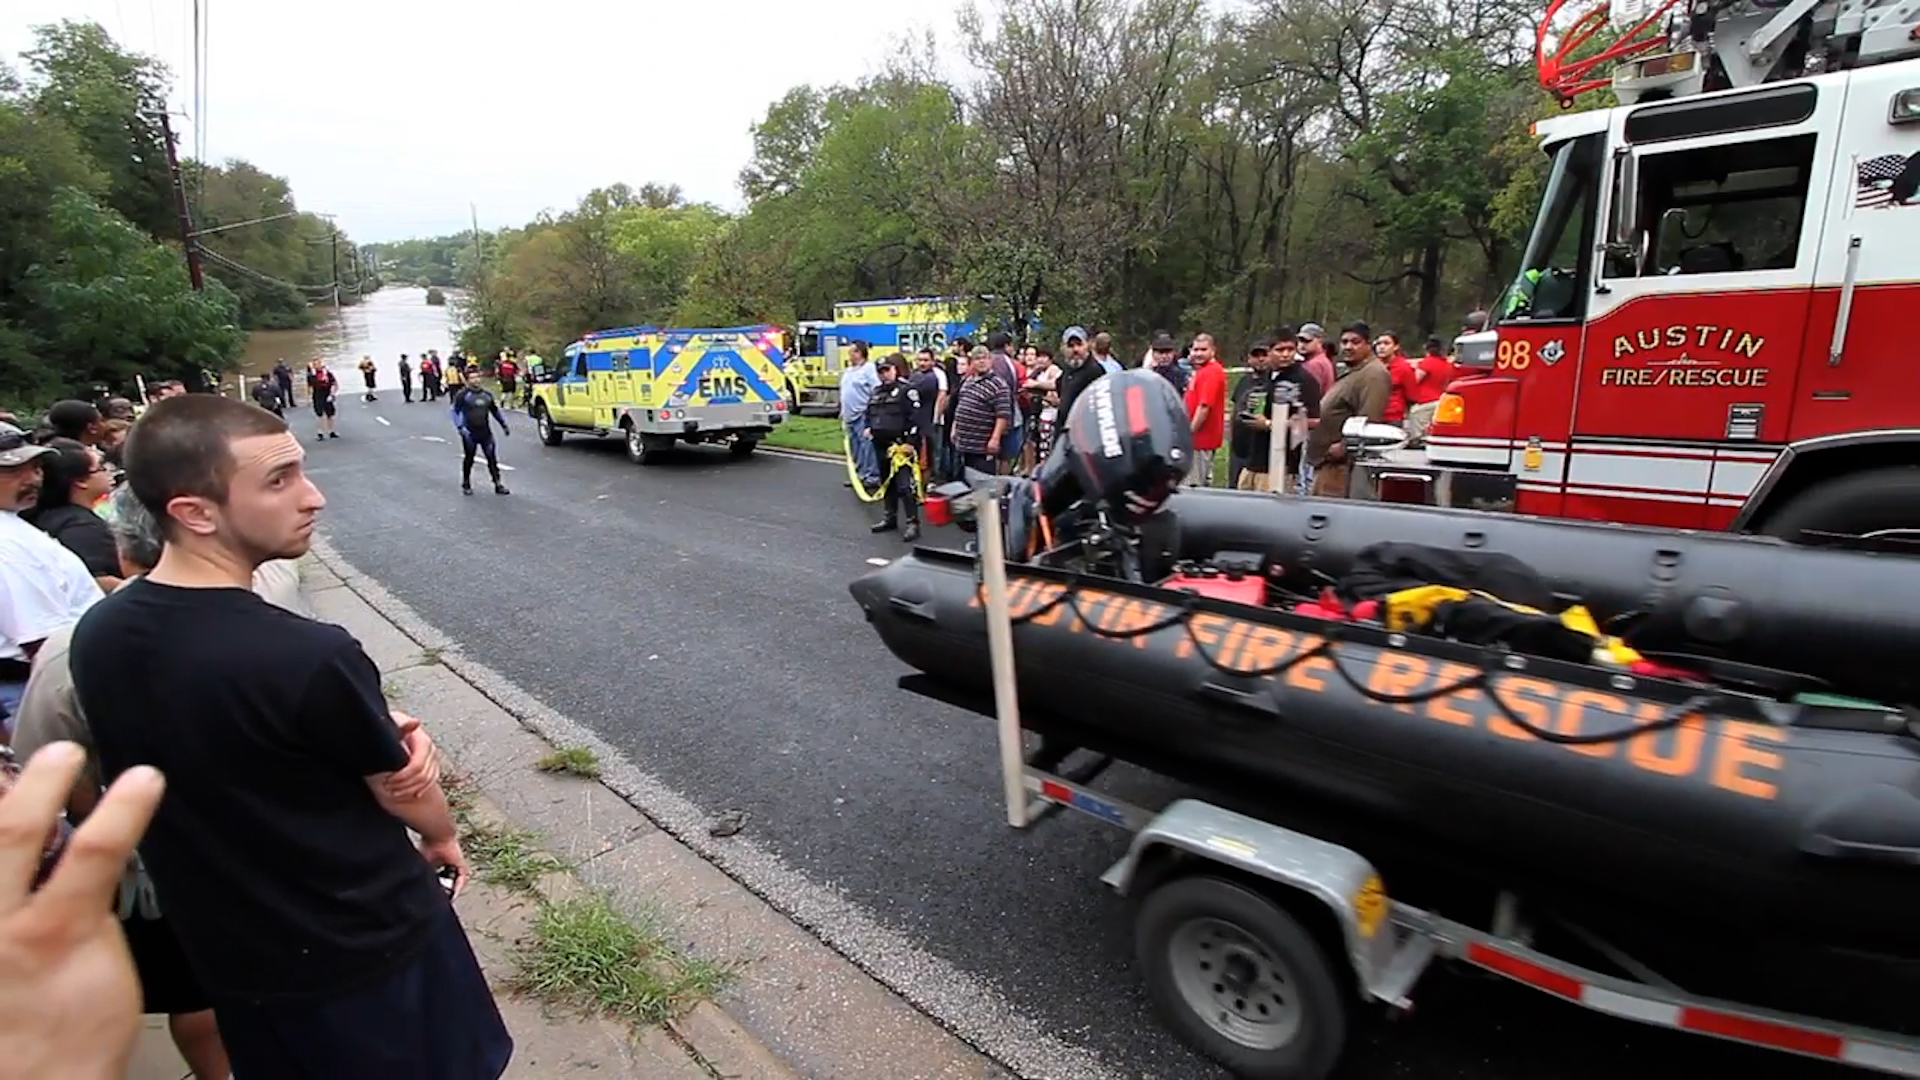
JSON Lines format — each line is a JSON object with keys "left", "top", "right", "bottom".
{"left": 452, "top": 0, "right": 1595, "bottom": 361}
{"left": 1, "top": 20, "right": 364, "bottom": 406}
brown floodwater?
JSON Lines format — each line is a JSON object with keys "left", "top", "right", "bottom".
{"left": 239, "top": 286, "right": 462, "bottom": 392}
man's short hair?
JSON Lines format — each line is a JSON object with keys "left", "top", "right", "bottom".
{"left": 46, "top": 400, "right": 101, "bottom": 440}
{"left": 1342, "top": 321, "right": 1372, "bottom": 342}
{"left": 105, "top": 483, "right": 165, "bottom": 571}
{"left": 123, "top": 394, "right": 290, "bottom": 534}
{"left": 1272, "top": 325, "right": 1297, "bottom": 342}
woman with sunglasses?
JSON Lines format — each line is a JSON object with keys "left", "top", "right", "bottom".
{"left": 23, "top": 439, "right": 121, "bottom": 592}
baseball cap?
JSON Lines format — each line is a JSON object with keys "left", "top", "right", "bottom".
{"left": 1298, "top": 323, "right": 1326, "bottom": 340}
{"left": 1061, "top": 325, "right": 1088, "bottom": 345}
{"left": 0, "top": 421, "right": 54, "bottom": 468}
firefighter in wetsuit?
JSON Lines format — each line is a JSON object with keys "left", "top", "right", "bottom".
{"left": 865, "top": 354, "right": 921, "bottom": 540}
{"left": 450, "top": 367, "right": 512, "bottom": 495}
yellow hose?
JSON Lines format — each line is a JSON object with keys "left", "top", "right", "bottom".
{"left": 842, "top": 428, "right": 923, "bottom": 505}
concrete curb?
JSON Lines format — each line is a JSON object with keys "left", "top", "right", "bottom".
{"left": 299, "top": 543, "right": 1048, "bottom": 1080}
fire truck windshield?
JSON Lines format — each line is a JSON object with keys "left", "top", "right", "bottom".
{"left": 1500, "top": 133, "right": 1602, "bottom": 322}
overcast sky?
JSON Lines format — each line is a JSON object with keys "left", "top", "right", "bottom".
{"left": 2, "top": 0, "right": 970, "bottom": 242}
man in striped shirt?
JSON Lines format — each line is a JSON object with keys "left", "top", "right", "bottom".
{"left": 950, "top": 346, "right": 1013, "bottom": 477}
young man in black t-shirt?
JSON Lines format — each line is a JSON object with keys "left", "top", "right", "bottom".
{"left": 1232, "top": 333, "right": 1322, "bottom": 493}
{"left": 69, "top": 395, "right": 511, "bottom": 1080}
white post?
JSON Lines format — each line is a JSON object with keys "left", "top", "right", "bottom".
{"left": 977, "top": 489, "right": 1030, "bottom": 828}
{"left": 135, "top": 374, "right": 149, "bottom": 406}
{"left": 1267, "top": 402, "right": 1290, "bottom": 494}
{"left": 238, "top": 374, "right": 248, "bottom": 402}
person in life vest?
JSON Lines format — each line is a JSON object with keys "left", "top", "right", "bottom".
{"left": 864, "top": 354, "right": 921, "bottom": 540}
{"left": 496, "top": 353, "right": 520, "bottom": 406}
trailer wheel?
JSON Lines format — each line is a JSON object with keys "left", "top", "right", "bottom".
{"left": 1135, "top": 875, "right": 1347, "bottom": 1080}
{"left": 1758, "top": 467, "right": 1920, "bottom": 544}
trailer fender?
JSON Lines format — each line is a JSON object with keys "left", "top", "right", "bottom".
{"left": 1105, "top": 799, "right": 1398, "bottom": 1001}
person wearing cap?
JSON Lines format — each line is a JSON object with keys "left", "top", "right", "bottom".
{"left": 863, "top": 355, "right": 923, "bottom": 540}
{"left": 1296, "top": 323, "right": 1337, "bottom": 400}
{"left": 0, "top": 421, "right": 103, "bottom": 730}
{"left": 1054, "top": 325, "right": 1108, "bottom": 425}
{"left": 1145, "top": 332, "right": 1187, "bottom": 394}
{"left": 951, "top": 346, "right": 1014, "bottom": 477}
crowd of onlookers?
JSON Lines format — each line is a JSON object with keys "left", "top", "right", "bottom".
{"left": 0, "top": 387, "right": 512, "bottom": 1078}
{"left": 843, "top": 314, "right": 1478, "bottom": 520}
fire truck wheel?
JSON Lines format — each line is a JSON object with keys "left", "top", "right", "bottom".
{"left": 1758, "top": 467, "right": 1920, "bottom": 544}
{"left": 1134, "top": 874, "right": 1348, "bottom": 1080}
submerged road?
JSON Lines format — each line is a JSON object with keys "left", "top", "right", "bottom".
{"left": 299, "top": 393, "right": 1850, "bottom": 1080}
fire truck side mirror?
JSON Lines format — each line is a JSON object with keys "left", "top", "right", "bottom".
{"left": 1606, "top": 146, "right": 1640, "bottom": 249}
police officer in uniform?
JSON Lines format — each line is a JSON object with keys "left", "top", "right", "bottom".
{"left": 865, "top": 354, "right": 922, "bottom": 540}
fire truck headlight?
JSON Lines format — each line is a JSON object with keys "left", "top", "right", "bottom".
{"left": 1435, "top": 393, "right": 1466, "bottom": 427}
{"left": 1891, "top": 89, "right": 1920, "bottom": 125}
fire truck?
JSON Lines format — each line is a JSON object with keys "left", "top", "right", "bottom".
{"left": 1359, "top": 0, "right": 1920, "bottom": 546}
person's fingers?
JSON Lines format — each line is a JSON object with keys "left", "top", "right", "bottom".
{"left": 0, "top": 743, "right": 87, "bottom": 913}
{"left": 28, "top": 766, "right": 163, "bottom": 922}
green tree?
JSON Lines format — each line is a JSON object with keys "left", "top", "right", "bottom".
{"left": 21, "top": 20, "right": 175, "bottom": 241}
{"left": 12, "top": 188, "right": 242, "bottom": 400}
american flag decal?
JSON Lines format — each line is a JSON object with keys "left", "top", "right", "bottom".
{"left": 1857, "top": 152, "right": 1920, "bottom": 208}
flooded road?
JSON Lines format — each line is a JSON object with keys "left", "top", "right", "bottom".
{"left": 240, "top": 286, "right": 461, "bottom": 392}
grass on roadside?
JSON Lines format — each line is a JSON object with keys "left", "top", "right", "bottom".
{"left": 763, "top": 415, "right": 844, "bottom": 455}
{"left": 535, "top": 745, "right": 602, "bottom": 779}
{"left": 511, "top": 894, "right": 735, "bottom": 1028}
{"left": 440, "top": 770, "right": 731, "bottom": 1029}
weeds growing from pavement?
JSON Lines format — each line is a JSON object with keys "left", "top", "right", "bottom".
{"left": 535, "top": 745, "right": 602, "bottom": 779}
{"left": 512, "top": 894, "right": 735, "bottom": 1027}
{"left": 440, "top": 770, "right": 730, "bottom": 1029}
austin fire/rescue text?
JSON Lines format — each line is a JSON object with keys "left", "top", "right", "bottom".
{"left": 1598, "top": 361, "right": 1770, "bottom": 388}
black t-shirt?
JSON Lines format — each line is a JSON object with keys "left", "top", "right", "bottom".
{"left": 27, "top": 504, "right": 118, "bottom": 577}
{"left": 1230, "top": 364, "right": 1323, "bottom": 466}
{"left": 69, "top": 580, "right": 445, "bottom": 1000}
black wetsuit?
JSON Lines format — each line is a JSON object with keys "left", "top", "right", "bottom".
{"left": 451, "top": 385, "right": 510, "bottom": 493}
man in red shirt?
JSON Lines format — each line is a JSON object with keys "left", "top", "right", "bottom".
{"left": 1412, "top": 335, "right": 1456, "bottom": 403}
{"left": 1373, "top": 331, "right": 1422, "bottom": 423}
{"left": 1183, "top": 332, "right": 1227, "bottom": 487}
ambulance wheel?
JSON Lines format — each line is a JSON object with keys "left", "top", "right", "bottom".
{"left": 1135, "top": 875, "right": 1347, "bottom": 1080}
{"left": 627, "top": 428, "right": 673, "bottom": 465}
{"left": 1758, "top": 467, "right": 1920, "bottom": 545}
{"left": 730, "top": 437, "right": 758, "bottom": 458}
{"left": 534, "top": 406, "right": 562, "bottom": 446}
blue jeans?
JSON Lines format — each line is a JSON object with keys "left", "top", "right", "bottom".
{"left": 0, "top": 680, "right": 24, "bottom": 739}
{"left": 845, "top": 419, "right": 879, "bottom": 485}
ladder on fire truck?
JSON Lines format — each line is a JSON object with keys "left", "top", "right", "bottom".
{"left": 1537, "top": 0, "right": 1920, "bottom": 105}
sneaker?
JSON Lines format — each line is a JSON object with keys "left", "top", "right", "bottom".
{"left": 462, "top": 483, "right": 472, "bottom": 495}
{"left": 871, "top": 520, "right": 897, "bottom": 534}
{"left": 493, "top": 483, "right": 510, "bottom": 495}
{"left": 328, "top": 432, "right": 340, "bottom": 439}
{"left": 902, "top": 521, "right": 921, "bottom": 542}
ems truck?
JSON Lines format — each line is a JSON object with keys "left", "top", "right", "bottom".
{"left": 782, "top": 296, "right": 1037, "bottom": 414}
{"left": 530, "top": 324, "right": 789, "bottom": 464}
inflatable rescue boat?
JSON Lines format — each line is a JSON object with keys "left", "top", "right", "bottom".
{"left": 850, "top": 370, "right": 1920, "bottom": 1005}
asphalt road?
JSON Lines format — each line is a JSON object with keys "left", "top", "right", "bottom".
{"left": 299, "top": 393, "right": 1852, "bottom": 1080}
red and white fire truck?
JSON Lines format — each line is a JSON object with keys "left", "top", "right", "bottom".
{"left": 1361, "top": 0, "right": 1920, "bottom": 544}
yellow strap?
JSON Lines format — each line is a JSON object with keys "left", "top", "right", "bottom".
{"left": 842, "top": 430, "right": 924, "bottom": 505}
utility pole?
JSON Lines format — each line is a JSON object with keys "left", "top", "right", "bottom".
{"left": 322, "top": 213, "right": 341, "bottom": 311}
{"left": 159, "top": 111, "right": 205, "bottom": 291}
{"left": 469, "top": 203, "right": 483, "bottom": 276}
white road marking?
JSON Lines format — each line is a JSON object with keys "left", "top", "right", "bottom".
{"left": 865, "top": 557, "right": 890, "bottom": 566}
{"left": 419, "top": 435, "right": 447, "bottom": 443}
{"left": 375, "top": 416, "right": 391, "bottom": 426}
{"left": 498, "top": 463, "right": 516, "bottom": 471}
